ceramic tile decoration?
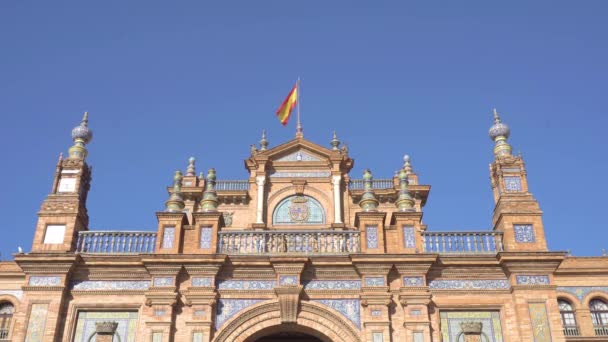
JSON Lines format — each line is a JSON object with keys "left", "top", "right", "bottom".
{"left": 71, "top": 280, "right": 150, "bottom": 291}
{"left": 373, "top": 332, "right": 384, "bottom": 342}
{"left": 28, "top": 276, "right": 61, "bottom": 286}
{"left": 365, "top": 277, "right": 385, "bottom": 287}
{"left": 403, "top": 276, "right": 425, "bottom": 287}
{"left": 24, "top": 303, "right": 48, "bottom": 342}
{"left": 371, "top": 310, "right": 382, "bottom": 317}
{"left": 557, "top": 286, "right": 608, "bottom": 301}
{"left": 192, "top": 332, "right": 204, "bottom": 342}
{"left": 366, "top": 225, "right": 378, "bottom": 249}
{"left": 217, "top": 280, "right": 276, "bottom": 290}
{"left": 194, "top": 309, "right": 206, "bottom": 317}
{"left": 314, "top": 299, "right": 361, "bottom": 328}
{"left": 162, "top": 226, "right": 175, "bottom": 249}
{"left": 528, "top": 303, "right": 552, "bottom": 342}
{"left": 514, "top": 224, "right": 535, "bottom": 243}
{"left": 215, "top": 299, "right": 263, "bottom": 329}
{"left": 279, "top": 275, "right": 299, "bottom": 286}
{"left": 270, "top": 171, "right": 331, "bottom": 178}
{"left": 516, "top": 275, "right": 550, "bottom": 285}
{"left": 303, "top": 280, "right": 361, "bottom": 290}
{"left": 440, "top": 311, "right": 504, "bottom": 342}
{"left": 410, "top": 309, "right": 422, "bottom": 316}
{"left": 191, "top": 277, "right": 213, "bottom": 287}
{"left": 152, "top": 332, "right": 162, "bottom": 342}
{"left": 0, "top": 289, "right": 23, "bottom": 299}
{"left": 272, "top": 195, "right": 325, "bottom": 224}
{"left": 403, "top": 225, "right": 416, "bottom": 248}
{"left": 73, "top": 311, "right": 139, "bottom": 342}
{"left": 413, "top": 332, "right": 424, "bottom": 342}
{"left": 154, "top": 309, "right": 166, "bottom": 316}
{"left": 429, "top": 279, "right": 510, "bottom": 290}
{"left": 504, "top": 176, "right": 522, "bottom": 192}
{"left": 200, "top": 226, "right": 212, "bottom": 249}
{"left": 276, "top": 150, "right": 322, "bottom": 162}
{"left": 153, "top": 277, "right": 174, "bottom": 287}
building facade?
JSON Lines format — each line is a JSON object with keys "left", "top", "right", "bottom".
{"left": 0, "top": 111, "right": 607, "bottom": 342}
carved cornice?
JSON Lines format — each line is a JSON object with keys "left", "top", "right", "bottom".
{"left": 145, "top": 289, "right": 178, "bottom": 306}
{"left": 182, "top": 288, "right": 218, "bottom": 306}
{"left": 15, "top": 254, "right": 78, "bottom": 274}
{"left": 21, "top": 286, "right": 65, "bottom": 292}
{"left": 498, "top": 252, "right": 565, "bottom": 274}
{"left": 360, "top": 294, "right": 391, "bottom": 307}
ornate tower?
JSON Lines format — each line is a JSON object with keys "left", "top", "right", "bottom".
{"left": 31, "top": 112, "right": 93, "bottom": 252}
{"left": 488, "top": 109, "right": 547, "bottom": 251}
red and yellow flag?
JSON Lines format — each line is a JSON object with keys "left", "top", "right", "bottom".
{"left": 276, "top": 83, "right": 298, "bottom": 126}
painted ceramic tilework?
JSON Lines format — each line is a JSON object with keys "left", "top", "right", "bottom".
{"left": 371, "top": 310, "right": 382, "bottom": 317}
{"left": 528, "top": 303, "right": 552, "bottom": 342}
{"left": 303, "top": 280, "right": 361, "bottom": 290}
{"left": 270, "top": 171, "right": 331, "bottom": 178}
{"left": 403, "top": 277, "right": 425, "bottom": 287}
{"left": 215, "top": 299, "right": 263, "bottom": 329}
{"left": 279, "top": 275, "right": 299, "bottom": 286}
{"left": 200, "top": 226, "right": 212, "bottom": 249}
{"left": 153, "top": 277, "right": 174, "bottom": 287}
{"left": 429, "top": 279, "right": 510, "bottom": 290}
{"left": 152, "top": 332, "right": 163, "bottom": 342}
{"left": 276, "top": 151, "right": 322, "bottom": 162}
{"left": 162, "top": 227, "right": 175, "bottom": 249}
{"left": 440, "top": 311, "right": 504, "bottom": 342}
{"left": 504, "top": 176, "right": 522, "bottom": 192}
{"left": 25, "top": 303, "right": 48, "bottom": 342}
{"left": 557, "top": 286, "right": 608, "bottom": 301}
{"left": 29, "top": 276, "right": 61, "bottom": 286}
{"left": 73, "top": 311, "right": 138, "bottom": 342}
{"left": 0, "top": 289, "right": 23, "bottom": 299}
{"left": 413, "top": 332, "right": 424, "bottom": 342}
{"left": 273, "top": 195, "right": 325, "bottom": 224}
{"left": 410, "top": 309, "right": 422, "bottom": 316}
{"left": 314, "top": 299, "right": 361, "bottom": 328}
{"left": 217, "top": 280, "right": 276, "bottom": 290}
{"left": 71, "top": 280, "right": 150, "bottom": 291}
{"left": 516, "top": 275, "right": 550, "bottom": 285}
{"left": 403, "top": 225, "right": 416, "bottom": 248}
{"left": 373, "top": 332, "right": 384, "bottom": 342}
{"left": 365, "top": 277, "right": 385, "bottom": 287}
{"left": 193, "top": 332, "right": 204, "bottom": 342}
{"left": 192, "top": 277, "right": 213, "bottom": 287}
{"left": 514, "top": 225, "right": 535, "bottom": 243}
{"left": 366, "top": 226, "right": 378, "bottom": 249}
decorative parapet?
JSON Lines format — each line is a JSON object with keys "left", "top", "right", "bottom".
{"left": 76, "top": 231, "right": 157, "bottom": 253}
{"left": 429, "top": 279, "right": 510, "bottom": 290}
{"left": 422, "top": 231, "right": 503, "bottom": 254}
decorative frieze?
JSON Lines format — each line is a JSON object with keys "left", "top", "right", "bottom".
{"left": 429, "top": 279, "right": 509, "bottom": 290}
{"left": 515, "top": 275, "right": 550, "bottom": 285}
{"left": 215, "top": 299, "right": 263, "bottom": 329}
{"left": 153, "top": 277, "right": 174, "bottom": 287}
{"left": 217, "top": 280, "right": 276, "bottom": 290}
{"left": 191, "top": 277, "right": 213, "bottom": 287}
{"left": 557, "top": 286, "right": 608, "bottom": 301}
{"left": 71, "top": 280, "right": 150, "bottom": 291}
{"left": 28, "top": 276, "right": 61, "bottom": 286}
{"left": 514, "top": 224, "right": 535, "bottom": 243}
{"left": 403, "top": 276, "right": 425, "bottom": 287}
{"left": 279, "top": 276, "right": 299, "bottom": 286}
{"left": 270, "top": 171, "right": 331, "bottom": 178}
{"left": 314, "top": 299, "right": 361, "bottom": 328}
{"left": 303, "top": 280, "right": 361, "bottom": 290}
{"left": 364, "top": 277, "right": 385, "bottom": 287}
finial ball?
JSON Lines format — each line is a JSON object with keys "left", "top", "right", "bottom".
{"left": 189, "top": 157, "right": 195, "bottom": 163}
{"left": 403, "top": 154, "right": 410, "bottom": 163}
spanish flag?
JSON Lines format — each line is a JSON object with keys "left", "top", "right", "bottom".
{"left": 276, "top": 83, "right": 298, "bottom": 126}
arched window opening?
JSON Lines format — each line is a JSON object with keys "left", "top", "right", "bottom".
{"left": 0, "top": 302, "right": 14, "bottom": 340}
{"left": 590, "top": 299, "right": 608, "bottom": 336}
{"left": 558, "top": 299, "right": 579, "bottom": 336}
{"left": 272, "top": 195, "right": 325, "bottom": 225}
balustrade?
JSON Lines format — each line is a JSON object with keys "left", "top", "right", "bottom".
{"left": 76, "top": 231, "right": 157, "bottom": 254}
{"left": 349, "top": 179, "right": 394, "bottom": 190}
{"left": 595, "top": 325, "right": 608, "bottom": 336}
{"left": 422, "top": 231, "right": 503, "bottom": 254}
{"left": 216, "top": 180, "right": 250, "bottom": 191}
{"left": 218, "top": 230, "right": 360, "bottom": 255}
{"left": 562, "top": 325, "right": 580, "bottom": 337}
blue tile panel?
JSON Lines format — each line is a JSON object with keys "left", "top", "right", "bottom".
{"left": 557, "top": 286, "right": 608, "bottom": 301}
{"left": 215, "top": 299, "right": 263, "bottom": 329}
{"left": 303, "top": 280, "right": 362, "bottom": 290}
{"left": 191, "top": 277, "right": 213, "bottom": 287}
{"left": 217, "top": 280, "right": 276, "bottom": 290}
{"left": 529, "top": 303, "right": 552, "bottom": 342}
{"left": 0, "top": 290, "right": 23, "bottom": 299}
{"left": 279, "top": 275, "right": 299, "bottom": 286}
{"left": 200, "top": 226, "right": 212, "bottom": 249}
{"left": 514, "top": 224, "right": 535, "bottom": 243}
{"left": 314, "top": 299, "right": 361, "bottom": 329}
{"left": 440, "top": 311, "right": 504, "bottom": 342}
{"left": 24, "top": 303, "right": 48, "bottom": 342}
{"left": 71, "top": 280, "right": 150, "bottom": 291}
{"left": 429, "top": 279, "right": 510, "bottom": 290}
{"left": 516, "top": 275, "right": 550, "bottom": 285}
{"left": 73, "top": 311, "right": 139, "bottom": 342}
{"left": 273, "top": 195, "right": 325, "bottom": 224}
{"left": 403, "top": 277, "right": 425, "bottom": 287}
{"left": 29, "top": 276, "right": 61, "bottom": 286}
{"left": 365, "top": 277, "right": 385, "bottom": 287}
{"left": 371, "top": 310, "right": 382, "bottom": 317}
{"left": 162, "top": 226, "right": 175, "bottom": 249}
{"left": 366, "top": 225, "right": 378, "bottom": 249}
{"left": 153, "top": 277, "right": 174, "bottom": 287}
{"left": 270, "top": 171, "right": 331, "bottom": 178}
{"left": 403, "top": 225, "right": 416, "bottom": 248}
{"left": 504, "top": 176, "right": 522, "bottom": 192}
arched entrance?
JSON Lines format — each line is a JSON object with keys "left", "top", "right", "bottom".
{"left": 249, "top": 329, "right": 325, "bottom": 342}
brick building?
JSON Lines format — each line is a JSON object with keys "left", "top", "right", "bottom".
{"left": 0, "top": 110, "right": 607, "bottom": 342}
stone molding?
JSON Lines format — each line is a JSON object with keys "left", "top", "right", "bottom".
{"left": 274, "top": 285, "right": 303, "bottom": 323}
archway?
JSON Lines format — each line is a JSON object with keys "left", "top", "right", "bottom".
{"left": 248, "top": 327, "right": 327, "bottom": 342}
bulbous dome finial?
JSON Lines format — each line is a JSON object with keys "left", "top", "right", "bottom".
{"left": 71, "top": 111, "right": 93, "bottom": 144}
{"left": 488, "top": 108, "right": 510, "bottom": 141}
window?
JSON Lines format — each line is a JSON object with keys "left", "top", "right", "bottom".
{"left": 591, "top": 299, "right": 608, "bottom": 336}
{"left": 558, "top": 299, "right": 579, "bottom": 336}
{"left": 0, "top": 302, "right": 14, "bottom": 340}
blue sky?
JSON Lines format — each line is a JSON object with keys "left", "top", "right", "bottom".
{"left": 0, "top": 1, "right": 607, "bottom": 258}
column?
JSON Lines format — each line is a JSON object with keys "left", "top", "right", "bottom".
{"left": 256, "top": 176, "right": 266, "bottom": 224}
{"left": 332, "top": 175, "right": 342, "bottom": 224}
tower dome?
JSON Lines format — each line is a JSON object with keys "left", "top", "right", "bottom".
{"left": 488, "top": 108, "right": 510, "bottom": 141}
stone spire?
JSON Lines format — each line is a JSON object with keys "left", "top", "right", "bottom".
{"left": 201, "top": 168, "right": 219, "bottom": 212}
{"left": 186, "top": 157, "right": 196, "bottom": 177}
{"left": 68, "top": 111, "right": 93, "bottom": 160}
{"left": 330, "top": 131, "right": 340, "bottom": 150}
{"left": 359, "top": 169, "right": 379, "bottom": 212}
{"left": 396, "top": 160, "right": 415, "bottom": 211}
{"left": 488, "top": 108, "right": 512, "bottom": 158}
{"left": 259, "top": 130, "right": 268, "bottom": 151}
{"left": 165, "top": 170, "right": 185, "bottom": 212}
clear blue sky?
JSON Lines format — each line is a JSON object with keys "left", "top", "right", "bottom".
{"left": 1, "top": 1, "right": 606, "bottom": 259}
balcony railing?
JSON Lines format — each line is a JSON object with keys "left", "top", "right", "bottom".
{"left": 595, "top": 325, "right": 608, "bottom": 336}
{"left": 218, "top": 230, "right": 360, "bottom": 255}
{"left": 216, "top": 180, "right": 250, "bottom": 191}
{"left": 422, "top": 231, "right": 503, "bottom": 254}
{"left": 563, "top": 325, "right": 580, "bottom": 336}
{"left": 76, "top": 231, "right": 157, "bottom": 254}
{"left": 0, "top": 329, "right": 8, "bottom": 339}
{"left": 349, "top": 179, "right": 394, "bottom": 190}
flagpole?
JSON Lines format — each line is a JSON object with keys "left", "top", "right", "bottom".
{"left": 296, "top": 77, "right": 303, "bottom": 138}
